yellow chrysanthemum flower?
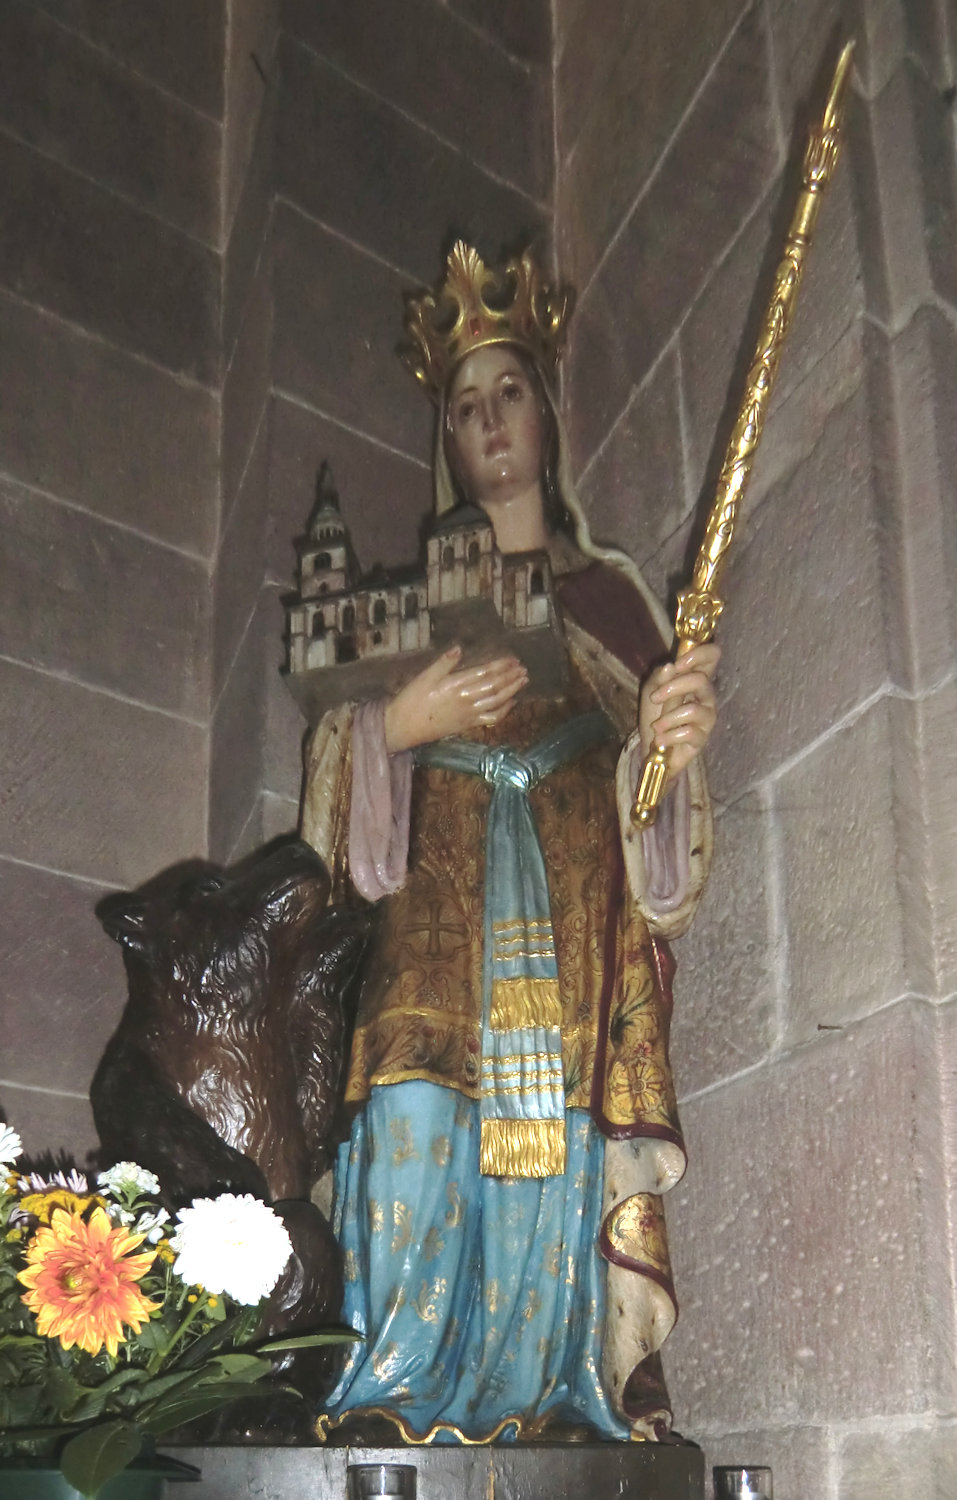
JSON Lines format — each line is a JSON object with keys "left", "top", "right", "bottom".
{"left": 19, "top": 1189, "right": 103, "bottom": 1224}
{"left": 19, "top": 1206, "right": 160, "bottom": 1357}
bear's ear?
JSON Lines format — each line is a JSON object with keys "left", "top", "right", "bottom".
{"left": 96, "top": 893, "right": 152, "bottom": 951}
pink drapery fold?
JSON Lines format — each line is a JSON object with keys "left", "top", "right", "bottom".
{"left": 637, "top": 756, "right": 692, "bottom": 915}
{"left": 348, "top": 699, "right": 413, "bottom": 902}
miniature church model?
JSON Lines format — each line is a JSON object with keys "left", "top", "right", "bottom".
{"left": 283, "top": 466, "right": 566, "bottom": 725}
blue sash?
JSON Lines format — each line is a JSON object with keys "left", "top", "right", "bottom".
{"left": 416, "top": 710, "right": 612, "bottom": 1176}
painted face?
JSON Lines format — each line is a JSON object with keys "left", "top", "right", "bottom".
{"left": 446, "top": 346, "right": 545, "bottom": 509}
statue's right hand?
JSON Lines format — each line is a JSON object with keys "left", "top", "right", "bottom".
{"left": 384, "top": 646, "right": 528, "bottom": 753}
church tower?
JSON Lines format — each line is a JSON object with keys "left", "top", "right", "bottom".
{"left": 297, "top": 463, "right": 359, "bottom": 602}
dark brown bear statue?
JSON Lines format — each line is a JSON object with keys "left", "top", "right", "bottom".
{"left": 91, "top": 838, "right": 373, "bottom": 1428}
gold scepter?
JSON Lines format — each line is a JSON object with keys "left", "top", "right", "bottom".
{"left": 632, "top": 40, "right": 856, "bottom": 828}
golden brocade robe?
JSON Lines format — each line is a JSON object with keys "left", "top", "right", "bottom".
{"left": 343, "top": 673, "right": 681, "bottom": 1157}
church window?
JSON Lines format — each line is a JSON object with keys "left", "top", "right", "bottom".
{"left": 314, "top": 551, "right": 332, "bottom": 571}
{"left": 341, "top": 604, "right": 355, "bottom": 632}
{"left": 404, "top": 593, "right": 419, "bottom": 619}
{"left": 373, "top": 598, "right": 387, "bottom": 626}
{"left": 311, "top": 613, "right": 325, "bottom": 638}
{"left": 336, "top": 637, "right": 357, "bottom": 664}
{"left": 442, "top": 544, "right": 454, "bottom": 570}
{"left": 467, "top": 541, "right": 480, "bottom": 566}
{"left": 529, "top": 567, "right": 545, "bottom": 596}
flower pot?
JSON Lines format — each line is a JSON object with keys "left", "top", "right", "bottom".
{"left": 0, "top": 1455, "right": 199, "bottom": 1500}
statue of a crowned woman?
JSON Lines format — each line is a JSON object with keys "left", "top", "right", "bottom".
{"left": 300, "top": 242, "right": 719, "bottom": 1444}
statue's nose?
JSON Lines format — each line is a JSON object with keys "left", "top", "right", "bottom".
{"left": 482, "top": 397, "right": 503, "bottom": 431}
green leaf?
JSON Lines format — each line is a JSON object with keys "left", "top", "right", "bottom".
{"left": 139, "top": 1379, "right": 274, "bottom": 1435}
{"left": 65, "top": 1366, "right": 147, "bottom": 1425}
{"left": 128, "top": 1321, "right": 168, "bottom": 1354}
{"left": 255, "top": 1328, "right": 362, "bottom": 1353}
{"left": 59, "top": 1419, "right": 144, "bottom": 1498}
{"left": 166, "top": 1311, "right": 247, "bottom": 1370}
{"left": 201, "top": 1353, "right": 271, "bottom": 1381}
{"left": 126, "top": 1368, "right": 207, "bottom": 1406}
{"left": 82, "top": 1367, "right": 145, "bottom": 1400}
{"left": 131, "top": 1354, "right": 266, "bottom": 1416}
{"left": 42, "top": 1365, "right": 84, "bottom": 1418}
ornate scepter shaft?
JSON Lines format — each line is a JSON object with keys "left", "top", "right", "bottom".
{"left": 632, "top": 40, "right": 855, "bottom": 828}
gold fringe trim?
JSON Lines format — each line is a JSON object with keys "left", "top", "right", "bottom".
{"left": 489, "top": 976, "right": 562, "bottom": 1031}
{"left": 480, "top": 1116, "right": 566, "bottom": 1178}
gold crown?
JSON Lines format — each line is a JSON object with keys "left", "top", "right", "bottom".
{"left": 399, "top": 241, "right": 575, "bottom": 403}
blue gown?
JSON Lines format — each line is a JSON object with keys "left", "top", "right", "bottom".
{"left": 324, "top": 1081, "right": 630, "bottom": 1442}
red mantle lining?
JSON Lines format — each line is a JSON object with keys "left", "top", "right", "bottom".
{"left": 556, "top": 561, "right": 667, "bottom": 682}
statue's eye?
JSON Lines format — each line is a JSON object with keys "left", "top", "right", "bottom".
{"left": 457, "top": 400, "right": 476, "bottom": 422}
{"left": 501, "top": 381, "right": 522, "bottom": 402}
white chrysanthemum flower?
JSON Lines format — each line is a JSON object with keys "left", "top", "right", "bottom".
{"left": 97, "top": 1162, "right": 161, "bottom": 1199}
{"left": 170, "top": 1194, "right": 292, "bottom": 1306}
{"left": 0, "top": 1125, "right": 23, "bottom": 1168}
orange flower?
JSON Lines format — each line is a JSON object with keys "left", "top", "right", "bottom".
{"left": 19, "top": 1206, "right": 160, "bottom": 1357}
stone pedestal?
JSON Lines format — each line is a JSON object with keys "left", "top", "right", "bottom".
{"left": 171, "top": 1443, "right": 705, "bottom": 1499}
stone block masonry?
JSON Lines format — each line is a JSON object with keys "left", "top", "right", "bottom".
{"left": 0, "top": 4, "right": 222, "bottom": 1159}
{"left": 554, "top": 0, "right": 957, "bottom": 1493}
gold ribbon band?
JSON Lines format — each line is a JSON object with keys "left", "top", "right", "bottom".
{"left": 489, "top": 976, "right": 562, "bottom": 1031}
{"left": 479, "top": 1116, "right": 567, "bottom": 1178}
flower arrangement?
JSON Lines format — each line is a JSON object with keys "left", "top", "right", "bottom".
{"left": 0, "top": 1126, "right": 356, "bottom": 1497}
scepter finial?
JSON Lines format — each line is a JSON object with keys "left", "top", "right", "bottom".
{"left": 824, "top": 40, "right": 855, "bottom": 132}
{"left": 803, "top": 39, "right": 856, "bottom": 197}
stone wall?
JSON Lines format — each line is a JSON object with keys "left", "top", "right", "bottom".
{"left": 0, "top": 1, "right": 221, "bottom": 1159}
{"left": 554, "top": 1, "right": 957, "bottom": 1495}
{"left": 207, "top": 0, "right": 553, "bottom": 863}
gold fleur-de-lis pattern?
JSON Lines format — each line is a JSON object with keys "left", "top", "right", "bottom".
{"left": 445, "top": 1182, "right": 464, "bottom": 1228}
{"left": 391, "top": 1201, "right": 413, "bottom": 1254}
{"left": 371, "top": 1341, "right": 401, "bottom": 1380}
{"left": 423, "top": 1226, "right": 445, "bottom": 1263}
{"left": 389, "top": 1117, "right": 418, "bottom": 1166}
{"left": 431, "top": 1134, "right": 452, "bottom": 1167}
{"left": 412, "top": 1277, "right": 447, "bottom": 1324}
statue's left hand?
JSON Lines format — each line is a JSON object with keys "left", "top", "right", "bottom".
{"left": 384, "top": 646, "right": 528, "bottom": 753}
{"left": 638, "top": 643, "right": 720, "bottom": 785}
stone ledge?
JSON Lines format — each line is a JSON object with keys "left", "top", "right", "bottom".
{"left": 169, "top": 1442, "right": 705, "bottom": 1500}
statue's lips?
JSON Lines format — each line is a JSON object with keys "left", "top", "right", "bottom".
{"left": 483, "top": 438, "right": 510, "bottom": 458}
